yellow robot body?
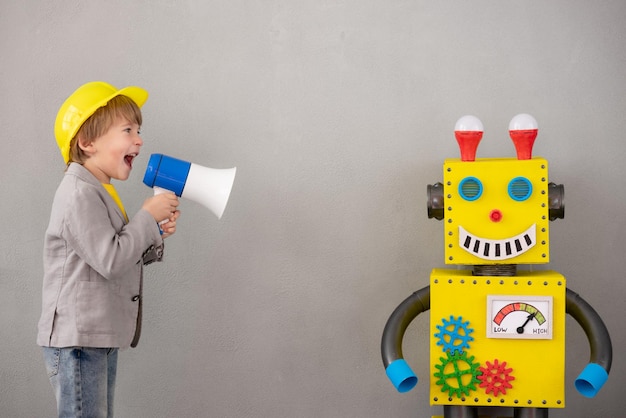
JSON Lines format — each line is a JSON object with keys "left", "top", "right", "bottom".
{"left": 429, "top": 269, "right": 566, "bottom": 408}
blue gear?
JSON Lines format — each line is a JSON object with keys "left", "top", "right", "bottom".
{"left": 434, "top": 315, "right": 474, "bottom": 355}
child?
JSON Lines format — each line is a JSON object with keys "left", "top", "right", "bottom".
{"left": 37, "top": 81, "right": 180, "bottom": 418}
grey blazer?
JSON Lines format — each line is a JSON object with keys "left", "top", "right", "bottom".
{"left": 37, "top": 163, "right": 163, "bottom": 349}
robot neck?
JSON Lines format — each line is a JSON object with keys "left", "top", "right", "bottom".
{"left": 472, "top": 264, "right": 517, "bottom": 277}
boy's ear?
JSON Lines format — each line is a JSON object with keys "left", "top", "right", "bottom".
{"left": 77, "top": 136, "right": 95, "bottom": 154}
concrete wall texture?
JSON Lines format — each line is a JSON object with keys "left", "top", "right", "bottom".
{"left": 1, "top": 1, "right": 625, "bottom": 417}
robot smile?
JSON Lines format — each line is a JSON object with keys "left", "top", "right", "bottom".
{"left": 459, "top": 224, "right": 536, "bottom": 261}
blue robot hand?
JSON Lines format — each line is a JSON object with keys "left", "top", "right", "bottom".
{"left": 575, "top": 363, "right": 609, "bottom": 398}
{"left": 386, "top": 359, "right": 418, "bottom": 393}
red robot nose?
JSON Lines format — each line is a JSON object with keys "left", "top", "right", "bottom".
{"left": 490, "top": 209, "right": 503, "bottom": 222}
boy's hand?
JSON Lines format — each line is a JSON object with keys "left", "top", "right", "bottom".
{"left": 160, "top": 210, "right": 180, "bottom": 238}
{"left": 142, "top": 192, "right": 180, "bottom": 225}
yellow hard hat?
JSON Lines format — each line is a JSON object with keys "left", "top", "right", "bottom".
{"left": 54, "top": 81, "right": 149, "bottom": 164}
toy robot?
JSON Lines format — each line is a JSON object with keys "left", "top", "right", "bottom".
{"left": 381, "top": 114, "right": 612, "bottom": 418}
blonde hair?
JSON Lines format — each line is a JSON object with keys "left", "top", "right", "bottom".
{"left": 68, "top": 95, "right": 143, "bottom": 165}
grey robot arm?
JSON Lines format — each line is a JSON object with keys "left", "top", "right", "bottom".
{"left": 566, "top": 288, "right": 612, "bottom": 397}
{"left": 381, "top": 286, "right": 430, "bottom": 392}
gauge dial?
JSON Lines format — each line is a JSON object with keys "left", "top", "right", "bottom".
{"left": 487, "top": 295, "right": 553, "bottom": 339}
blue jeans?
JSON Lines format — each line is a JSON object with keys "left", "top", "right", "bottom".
{"left": 43, "top": 347, "right": 118, "bottom": 418}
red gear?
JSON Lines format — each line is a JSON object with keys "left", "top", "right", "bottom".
{"left": 477, "top": 359, "right": 515, "bottom": 396}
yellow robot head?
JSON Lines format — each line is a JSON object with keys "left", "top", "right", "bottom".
{"left": 427, "top": 114, "right": 564, "bottom": 265}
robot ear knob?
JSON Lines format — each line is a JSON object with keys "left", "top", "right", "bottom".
{"left": 427, "top": 183, "right": 445, "bottom": 220}
{"left": 548, "top": 183, "right": 564, "bottom": 220}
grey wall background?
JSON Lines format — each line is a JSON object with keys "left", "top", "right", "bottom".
{"left": 1, "top": 1, "right": 625, "bottom": 417}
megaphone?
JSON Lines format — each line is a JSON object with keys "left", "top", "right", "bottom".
{"left": 143, "top": 153, "right": 236, "bottom": 219}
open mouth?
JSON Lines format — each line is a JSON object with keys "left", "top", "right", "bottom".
{"left": 124, "top": 153, "right": 137, "bottom": 168}
{"left": 458, "top": 224, "right": 536, "bottom": 260}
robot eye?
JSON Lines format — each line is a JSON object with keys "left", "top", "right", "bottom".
{"left": 508, "top": 177, "right": 533, "bottom": 201}
{"left": 459, "top": 177, "right": 483, "bottom": 201}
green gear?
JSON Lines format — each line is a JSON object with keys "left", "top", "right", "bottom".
{"left": 434, "top": 351, "right": 481, "bottom": 398}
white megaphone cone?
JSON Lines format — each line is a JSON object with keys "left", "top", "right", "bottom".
{"left": 143, "top": 153, "right": 236, "bottom": 219}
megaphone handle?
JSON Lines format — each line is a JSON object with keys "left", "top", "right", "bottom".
{"left": 153, "top": 186, "right": 170, "bottom": 195}
{"left": 153, "top": 186, "right": 175, "bottom": 233}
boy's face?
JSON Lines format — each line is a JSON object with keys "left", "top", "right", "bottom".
{"left": 81, "top": 117, "right": 143, "bottom": 183}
